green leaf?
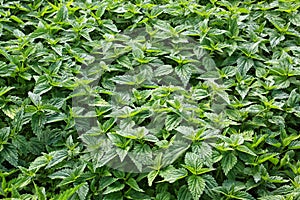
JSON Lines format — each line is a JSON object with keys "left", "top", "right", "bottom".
{"left": 31, "top": 113, "right": 46, "bottom": 136}
{"left": 56, "top": 5, "right": 68, "bottom": 22}
{"left": 156, "top": 192, "right": 171, "bottom": 200}
{"left": 1, "top": 0, "right": 300, "bottom": 198}
{"left": 237, "top": 57, "right": 254, "bottom": 76}
{"left": 282, "top": 134, "right": 300, "bottom": 147}
{"left": 29, "top": 154, "right": 49, "bottom": 171}
{"left": 165, "top": 114, "right": 182, "bottom": 131}
{"left": 234, "top": 191, "right": 255, "bottom": 200}
{"left": 99, "top": 177, "right": 119, "bottom": 190}
{"left": 287, "top": 89, "right": 299, "bottom": 107}
{"left": 202, "top": 174, "right": 219, "bottom": 198}
{"left": 10, "top": 15, "right": 24, "bottom": 24}
{"left": 289, "top": 141, "right": 300, "bottom": 150}
{"left": 45, "top": 149, "right": 68, "bottom": 169}
{"left": 34, "top": 182, "right": 46, "bottom": 200}
{"left": 175, "top": 64, "right": 192, "bottom": 87}
{"left": 2, "top": 105, "right": 19, "bottom": 119}
{"left": 1, "top": 144, "right": 18, "bottom": 166}
{"left": 154, "top": 65, "right": 174, "bottom": 77}
{"left": 0, "top": 86, "right": 14, "bottom": 97}
{"left": 126, "top": 178, "right": 144, "bottom": 192}
{"left": 103, "top": 20, "right": 119, "bottom": 32}
{"left": 111, "top": 75, "right": 136, "bottom": 85}
{"left": 187, "top": 175, "right": 206, "bottom": 200}
{"left": 55, "top": 183, "right": 85, "bottom": 200}
{"left": 28, "top": 92, "right": 41, "bottom": 107}
{"left": 147, "top": 170, "right": 159, "bottom": 186}
{"left": 103, "top": 192, "right": 123, "bottom": 200}
{"left": 19, "top": 72, "right": 32, "bottom": 81}
{"left": 0, "top": 127, "right": 10, "bottom": 144}
{"left": 221, "top": 152, "right": 237, "bottom": 175}
{"left": 178, "top": 185, "right": 192, "bottom": 200}
{"left": 33, "top": 75, "right": 52, "bottom": 95}
{"left": 183, "top": 152, "right": 203, "bottom": 175}
{"left": 159, "top": 166, "right": 188, "bottom": 183}
{"left": 192, "top": 89, "right": 209, "bottom": 100}
{"left": 257, "top": 153, "right": 279, "bottom": 164}
{"left": 269, "top": 32, "right": 285, "bottom": 48}
{"left": 77, "top": 182, "right": 89, "bottom": 200}
{"left": 103, "top": 182, "right": 125, "bottom": 195}
{"left": 236, "top": 145, "right": 256, "bottom": 156}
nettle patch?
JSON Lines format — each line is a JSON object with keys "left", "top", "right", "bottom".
{"left": 0, "top": 0, "right": 300, "bottom": 199}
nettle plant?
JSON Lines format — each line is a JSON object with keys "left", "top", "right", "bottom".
{"left": 0, "top": 0, "right": 300, "bottom": 199}
{"left": 73, "top": 20, "right": 227, "bottom": 169}
{"left": 72, "top": 17, "right": 230, "bottom": 199}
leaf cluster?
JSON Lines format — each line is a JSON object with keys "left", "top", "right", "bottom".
{"left": 0, "top": 0, "right": 300, "bottom": 199}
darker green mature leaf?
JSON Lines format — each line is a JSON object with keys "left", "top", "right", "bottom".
{"left": 28, "top": 92, "right": 41, "bottom": 107}
{"left": 159, "top": 165, "right": 188, "bottom": 183}
{"left": 202, "top": 174, "right": 219, "bottom": 198}
{"left": 175, "top": 64, "right": 192, "bottom": 87}
{"left": 234, "top": 191, "right": 255, "bottom": 200}
{"left": 33, "top": 76, "right": 52, "bottom": 95}
{"left": 156, "top": 192, "right": 171, "bottom": 200}
{"left": 45, "top": 149, "right": 68, "bottom": 169}
{"left": 56, "top": 5, "right": 68, "bottom": 22}
{"left": 187, "top": 175, "right": 206, "bottom": 200}
{"left": 29, "top": 154, "right": 49, "bottom": 171}
{"left": 178, "top": 185, "right": 192, "bottom": 200}
{"left": 269, "top": 32, "right": 285, "bottom": 48}
{"left": 103, "top": 192, "right": 123, "bottom": 200}
{"left": 237, "top": 57, "right": 254, "bottom": 76}
{"left": 77, "top": 182, "right": 89, "bottom": 200}
{"left": 236, "top": 145, "right": 256, "bottom": 156}
{"left": 184, "top": 152, "right": 203, "bottom": 174}
{"left": 99, "top": 177, "right": 119, "bottom": 191}
{"left": 125, "top": 190, "right": 151, "bottom": 200}
{"left": 52, "top": 165, "right": 87, "bottom": 187}
{"left": 287, "top": 89, "right": 300, "bottom": 107}
{"left": 46, "top": 113, "right": 67, "bottom": 123}
{"left": 0, "top": 61, "right": 17, "bottom": 77}
{"left": 34, "top": 182, "right": 46, "bottom": 200}
{"left": 126, "top": 178, "right": 144, "bottom": 192}
{"left": 0, "top": 127, "right": 10, "bottom": 144}
{"left": 154, "top": 65, "right": 174, "bottom": 77}
{"left": 228, "top": 17, "right": 239, "bottom": 38}
{"left": 103, "top": 182, "right": 125, "bottom": 195}
{"left": 165, "top": 114, "right": 182, "bottom": 131}
{"left": 56, "top": 183, "right": 85, "bottom": 200}
{"left": 221, "top": 152, "right": 237, "bottom": 175}
{"left": 31, "top": 112, "right": 46, "bottom": 136}
{"left": 1, "top": 144, "right": 18, "bottom": 166}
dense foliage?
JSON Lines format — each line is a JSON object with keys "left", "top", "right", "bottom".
{"left": 0, "top": 0, "right": 300, "bottom": 199}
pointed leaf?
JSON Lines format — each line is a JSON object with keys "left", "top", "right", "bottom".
{"left": 221, "top": 152, "right": 237, "bottom": 175}
{"left": 187, "top": 175, "right": 206, "bottom": 200}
